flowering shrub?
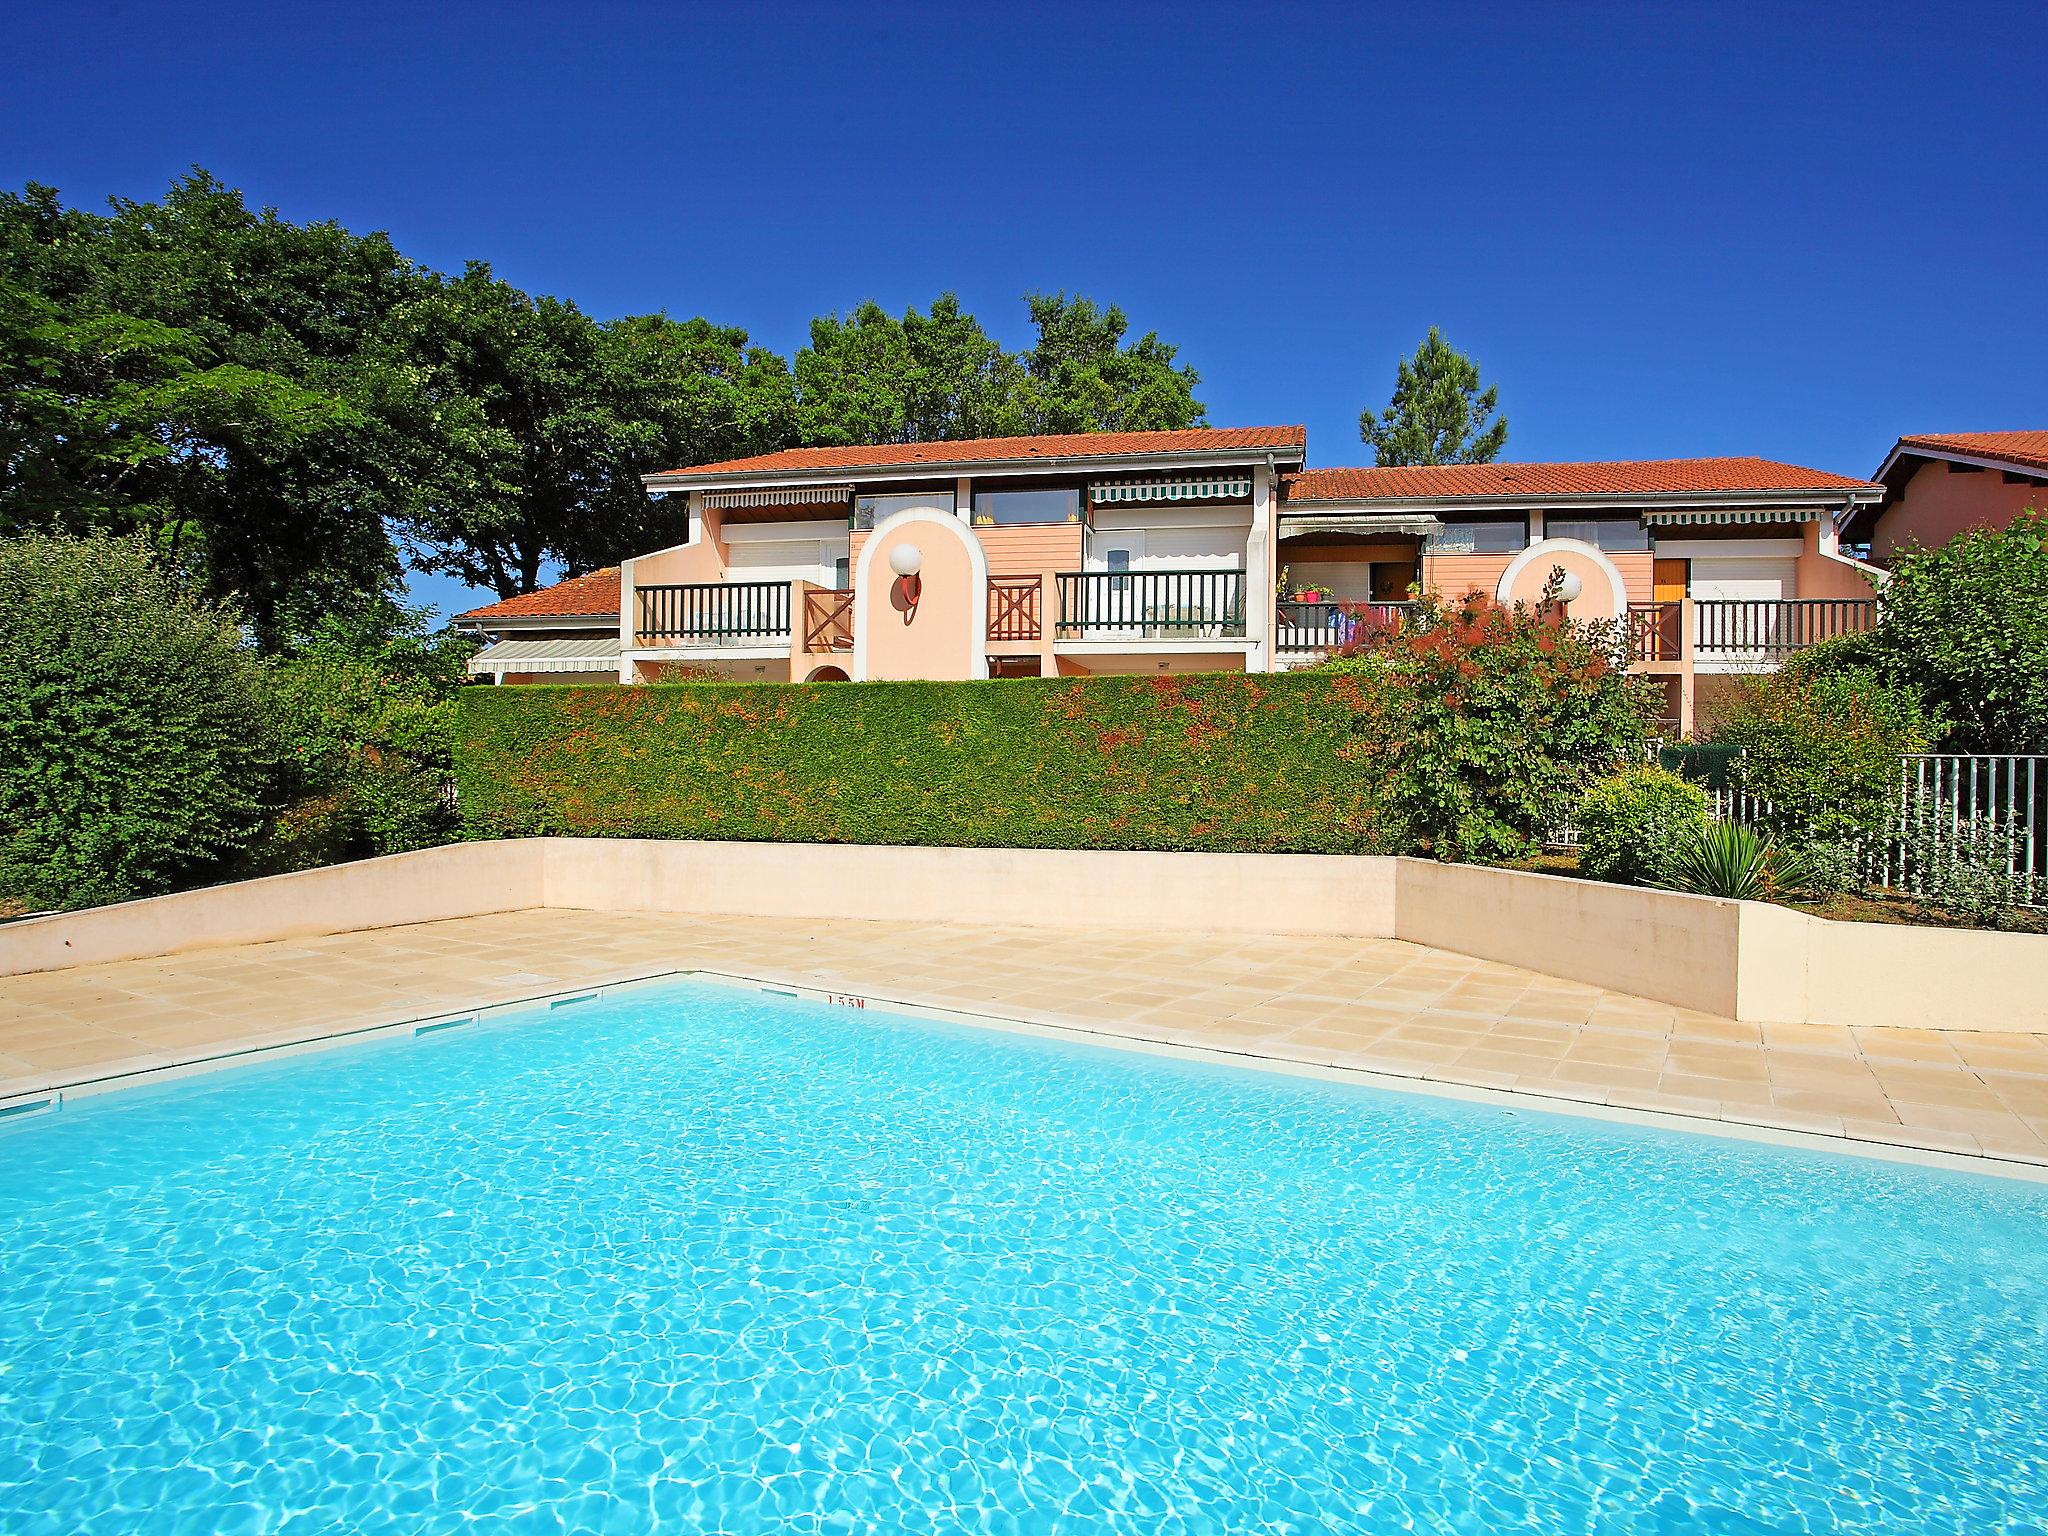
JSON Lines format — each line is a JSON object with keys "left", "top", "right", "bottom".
{"left": 1319, "top": 592, "right": 1661, "bottom": 861}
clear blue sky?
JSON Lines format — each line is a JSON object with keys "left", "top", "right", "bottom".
{"left": 6, "top": 1, "right": 2044, "bottom": 620}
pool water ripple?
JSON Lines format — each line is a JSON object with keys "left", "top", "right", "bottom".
{"left": 1, "top": 981, "right": 2044, "bottom": 1533}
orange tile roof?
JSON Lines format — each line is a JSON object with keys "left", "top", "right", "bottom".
{"left": 1893, "top": 431, "right": 2048, "bottom": 475}
{"left": 653, "top": 426, "right": 1307, "bottom": 478}
{"left": 1283, "top": 457, "right": 1876, "bottom": 502}
{"left": 455, "top": 567, "right": 620, "bottom": 623}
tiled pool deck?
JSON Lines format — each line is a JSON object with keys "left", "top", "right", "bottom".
{"left": 3, "top": 909, "right": 2045, "bottom": 1170}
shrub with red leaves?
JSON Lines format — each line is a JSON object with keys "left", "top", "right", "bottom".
{"left": 1318, "top": 590, "right": 1659, "bottom": 860}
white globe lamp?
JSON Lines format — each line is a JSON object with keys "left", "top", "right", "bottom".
{"left": 888, "top": 541, "right": 923, "bottom": 605}
{"left": 1554, "top": 570, "right": 1583, "bottom": 604}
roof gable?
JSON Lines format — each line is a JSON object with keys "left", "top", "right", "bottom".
{"left": 1887, "top": 431, "right": 2048, "bottom": 478}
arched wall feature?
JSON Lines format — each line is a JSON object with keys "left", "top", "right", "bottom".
{"left": 804, "top": 664, "right": 851, "bottom": 683}
{"left": 1494, "top": 538, "right": 1627, "bottom": 620}
{"left": 851, "top": 509, "right": 989, "bottom": 681}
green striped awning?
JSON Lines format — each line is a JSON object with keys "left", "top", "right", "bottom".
{"left": 1641, "top": 507, "right": 1821, "bottom": 527}
{"left": 1090, "top": 475, "right": 1252, "bottom": 505}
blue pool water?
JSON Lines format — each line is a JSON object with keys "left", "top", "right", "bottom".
{"left": 2, "top": 982, "right": 2045, "bottom": 1534}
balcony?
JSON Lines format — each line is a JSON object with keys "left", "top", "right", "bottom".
{"left": 1275, "top": 600, "right": 1419, "bottom": 654}
{"left": 635, "top": 581, "right": 792, "bottom": 647}
{"left": 1693, "top": 599, "right": 1874, "bottom": 665}
{"left": 1055, "top": 569, "right": 1247, "bottom": 640}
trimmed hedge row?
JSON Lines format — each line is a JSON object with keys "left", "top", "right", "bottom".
{"left": 454, "top": 673, "right": 1404, "bottom": 854}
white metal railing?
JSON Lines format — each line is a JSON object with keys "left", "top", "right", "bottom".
{"left": 1552, "top": 752, "right": 2047, "bottom": 907}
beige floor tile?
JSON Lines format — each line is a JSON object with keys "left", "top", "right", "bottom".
{"left": 4, "top": 908, "right": 2043, "bottom": 1172}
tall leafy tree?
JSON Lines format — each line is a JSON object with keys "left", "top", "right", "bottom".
{"left": 382, "top": 263, "right": 794, "bottom": 596}
{"left": 1360, "top": 327, "right": 1508, "bottom": 466}
{"left": 0, "top": 173, "right": 423, "bottom": 641}
{"left": 1013, "top": 292, "right": 1204, "bottom": 433}
{"left": 793, "top": 294, "right": 1016, "bottom": 444}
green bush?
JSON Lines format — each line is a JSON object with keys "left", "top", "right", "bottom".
{"left": 1576, "top": 764, "right": 1708, "bottom": 885}
{"left": 1658, "top": 820, "right": 1818, "bottom": 903}
{"left": 1319, "top": 591, "right": 1660, "bottom": 860}
{"left": 1710, "top": 666, "right": 1935, "bottom": 849}
{"left": 455, "top": 672, "right": 1414, "bottom": 854}
{"left": 0, "top": 533, "right": 273, "bottom": 911}
{"left": 1865, "top": 511, "right": 2048, "bottom": 753}
{"left": 246, "top": 600, "right": 473, "bottom": 873}
{"left": 1901, "top": 790, "right": 2040, "bottom": 930}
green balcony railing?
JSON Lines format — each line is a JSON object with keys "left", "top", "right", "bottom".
{"left": 636, "top": 581, "right": 791, "bottom": 646}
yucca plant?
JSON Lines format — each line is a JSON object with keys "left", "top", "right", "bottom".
{"left": 1658, "top": 819, "right": 1816, "bottom": 902}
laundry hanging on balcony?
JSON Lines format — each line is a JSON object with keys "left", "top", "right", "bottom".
{"left": 1089, "top": 474, "right": 1253, "bottom": 505}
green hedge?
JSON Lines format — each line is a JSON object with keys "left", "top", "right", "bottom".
{"left": 454, "top": 673, "right": 1405, "bottom": 854}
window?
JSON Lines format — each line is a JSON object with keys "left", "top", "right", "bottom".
{"left": 1426, "top": 518, "right": 1527, "bottom": 554}
{"left": 833, "top": 556, "right": 850, "bottom": 589}
{"left": 1547, "top": 515, "right": 1652, "bottom": 553}
{"left": 972, "top": 487, "right": 1081, "bottom": 526}
{"left": 853, "top": 491, "right": 954, "bottom": 530}
{"left": 1105, "top": 548, "right": 1132, "bottom": 592}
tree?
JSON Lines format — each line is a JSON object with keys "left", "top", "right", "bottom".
{"left": 380, "top": 264, "right": 794, "bottom": 596}
{"left": 1862, "top": 512, "right": 2048, "bottom": 753}
{"left": 793, "top": 294, "right": 1015, "bottom": 444}
{"left": 253, "top": 597, "right": 475, "bottom": 873}
{"left": 1013, "top": 292, "right": 1205, "bottom": 433}
{"left": 1360, "top": 327, "right": 1508, "bottom": 466}
{"left": 0, "top": 173, "right": 421, "bottom": 642}
{"left": 792, "top": 291, "right": 1206, "bottom": 444}
{"left": 0, "top": 533, "right": 274, "bottom": 911}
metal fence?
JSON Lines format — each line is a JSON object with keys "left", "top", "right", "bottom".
{"left": 1552, "top": 752, "right": 2047, "bottom": 906}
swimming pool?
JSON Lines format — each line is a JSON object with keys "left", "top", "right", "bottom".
{"left": 2, "top": 980, "right": 2044, "bottom": 1533}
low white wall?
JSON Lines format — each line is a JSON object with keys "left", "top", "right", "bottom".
{"left": 0, "top": 842, "right": 545, "bottom": 976}
{"left": 541, "top": 840, "right": 1401, "bottom": 939}
{"left": 1395, "top": 860, "right": 1747, "bottom": 1018}
{"left": 4, "top": 838, "right": 2043, "bottom": 1033}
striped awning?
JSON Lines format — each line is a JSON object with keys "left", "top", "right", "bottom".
{"left": 468, "top": 636, "right": 622, "bottom": 676}
{"left": 1090, "top": 475, "right": 1252, "bottom": 505}
{"left": 701, "top": 485, "right": 853, "bottom": 510}
{"left": 1642, "top": 507, "right": 1821, "bottom": 527}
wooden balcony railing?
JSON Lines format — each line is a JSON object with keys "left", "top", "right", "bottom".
{"left": 1054, "top": 569, "right": 1246, "bottom": 639}
{"left": 803, "top": 587, "right": 853, "bottom": 652}
{"left": 635, "top": 581, "right": 791, "bottom": 645}
{"left": 1627, "top": 602, "right": 1683, "bottom": 663}
{"left": 987, "top": 575, "right": 1041, "bottom": 641}
{"left": 1274, "top": 600, "right": 1419, "bottom": 653}
{"left": 1694, "top": 599, "right": 1875, "bottom": 661}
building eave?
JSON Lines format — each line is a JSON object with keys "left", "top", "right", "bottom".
{"left": 643, "top": 443, "right": 1306, "bottom": 494}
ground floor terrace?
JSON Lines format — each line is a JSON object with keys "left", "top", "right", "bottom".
{"left": 8, "top": 906, "right": 2046, "bottom": 1171}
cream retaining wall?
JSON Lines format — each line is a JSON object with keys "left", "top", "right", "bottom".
{"left": 2, "top": 839, "right": 2041, "bottom": 1032}
{"left": 0, "top": 841, "right": 546, "bottom": 977}
{"left": 539, "top": 839, "right": 1400, "bottom": 939}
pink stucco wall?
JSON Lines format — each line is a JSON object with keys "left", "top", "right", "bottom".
{"left": 1794, "top": 521, "right": 1882, "bottom": 600}
{"left": 1872, "top": 460, "right": 2044, "bottom": 565}
{"left": 859, "top": 519, "right": 981, "bottom": 681}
